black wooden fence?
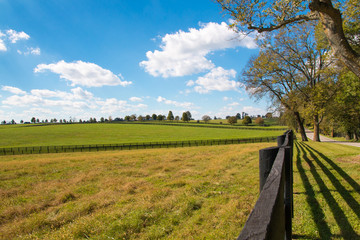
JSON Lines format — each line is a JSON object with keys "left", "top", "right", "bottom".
{"left": 238, "top": 130, "right": 294, "bottom": 240}
{"left": 0, "top": 136, "right": 278, "bottom": 156}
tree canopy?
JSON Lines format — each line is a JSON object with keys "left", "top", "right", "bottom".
{"left": 216, "top": 0, "right": 360, "bottom": 79}
{"left": 242, "top": 22, "right": 339, "bottom": 141}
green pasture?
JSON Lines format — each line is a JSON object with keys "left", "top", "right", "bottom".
{"left": 1, "top": 135, "right": 359, "bottom": 239}
{"left": 0, "top": 123, "right": 284, "bottom": 148}
{"left": 0, "top": 143, "right": 273, "bottom": 239}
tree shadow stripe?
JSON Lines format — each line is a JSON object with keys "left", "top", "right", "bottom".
{"left": 298, "top": 142, "right": 359, "bottom": 239}
{"left": 305, "top": 144, "right": 360, "bottom": 193}
{"left": 301, "top": 143, "right": 360, "bottom": 219}
{"left": 295, "top": 142, "right": 332, "bottom": 239}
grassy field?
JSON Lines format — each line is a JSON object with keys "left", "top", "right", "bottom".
{"left": 0, "top": 143, "right": 273, "bottom": 239}
{"left": 293, "top": 141, "right": 360, "bottom": 239}
{"left": 0, "top": 123, "right": 284, "bottom": 148}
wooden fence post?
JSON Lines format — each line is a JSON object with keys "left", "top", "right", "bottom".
{"left": 259, "top": 146, "right": 280, "bottom": 192}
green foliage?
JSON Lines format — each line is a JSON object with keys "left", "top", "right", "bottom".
{"left": 242, "top": 116, "right": 252, "bottom": 125}
{"left": 182, "top": 112, "right": 189, "bottom": 122}
{"left": 227, "top": 116, "right": 237, "bottom": 125}
{"left": 185, "top": 111, "right": 192, "bottom": 120}
{"left": 167, "top": 111, "right": 174, "bottom": 121}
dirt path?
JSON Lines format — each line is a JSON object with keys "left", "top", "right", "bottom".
{"left": 305, "top": 129, "right": 360, "bottom": 147}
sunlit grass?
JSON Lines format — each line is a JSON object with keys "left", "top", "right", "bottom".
{"left": 293, "top": 141, "right": 360, "bottom": 239}
{"left": 0, "top": 143, "right": 274, "bottom": 239}
{"left": 0, "top": 123, "right": 283, "bottom": 148}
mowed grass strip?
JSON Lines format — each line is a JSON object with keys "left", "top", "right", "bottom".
{"left": 293, "top": 141, "right": 360, "bottom": 239}
{"left": 0, "top": 123, "right": 283, "bottom": 148}
{"left": 0, "top": 143, "right": 273, "bottom": 239}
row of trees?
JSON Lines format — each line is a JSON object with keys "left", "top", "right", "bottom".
{"left": 123, "top": 111, "right": 193, "bottom": 122}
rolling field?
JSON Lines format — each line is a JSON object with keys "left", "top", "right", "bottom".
{"left": 0, "top": 123, "right": 284, "bottom": 148}
{"left": 0, "top": 143, "right": 273, "bottom": 239}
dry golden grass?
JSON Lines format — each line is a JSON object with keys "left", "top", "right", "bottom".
{"left": 0, "top": 143, "right": 274, "bottom": 239}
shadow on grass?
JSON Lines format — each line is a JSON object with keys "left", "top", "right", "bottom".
{"left": 302, "top": 144, "right": 360, "bottom": 219}
{"left": 295, "top": 142, "right": 331, "bottom": 239}
{"left": 296, "top": 142, "right": 359, "bottom": 239}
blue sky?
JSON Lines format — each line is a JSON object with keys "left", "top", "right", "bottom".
{"left": 0, "top": 0, "right": 269, "bottom": 122}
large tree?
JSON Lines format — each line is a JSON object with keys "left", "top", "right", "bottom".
{"left": 328, "top": 71, "right": 360, "bottom": 139}
{"left": 167, "top": 111, "right": 174, "bottom": 121}
{"left": 242, "top": 23, "right": 339, "bottom": 141}
{"left": 182, "top": 112, "right": 189, "bottom": 122}
{"left": 216, "top": 0, "right": 360, "bottom": 79}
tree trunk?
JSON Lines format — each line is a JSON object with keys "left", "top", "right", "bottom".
{"left": 294, "top": 111, "right": 308, "bottom": 141}
{"left": 313, "top": 115, "right": 321, "bottom": 142}
{"left": 331, "top": 127, "right": 334, "bottom": 137}
{"left": 354, "top": 131, "right": 359, "bottom": 141}
{"left": 345, "top": 131, "right": 352, "bottom": 140}
{"left": 309, "top": 0, "right": 360, "bottom": 78}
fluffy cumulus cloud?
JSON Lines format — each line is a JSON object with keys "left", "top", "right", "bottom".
{"left": 34, "top": 60, "right": 132, "bottom": 87}
{"left": 0, "top": 86, "right": 149, "bottom": 120}
{"left": 97, "top": 98, "right": 147, "bottom": 114}
{"left": 1, "top": 86, "right": 26, "bottom": 95}
{"left": 1, "top": 87, "right": 95, "bottom": 108}
{"left": 0, "top": 39, "right": 6, "bottom": 51}
{"left": 191, "top": 67, "right": 241, "bottom": 93}
{"left": 157, "top": 96, "right": 193, "bottom": 108}
{"left": 140, "top": 22, "right": 257, "bottom": 78}
{"left": 129, "top": 96, "right": 143, "bottom": 102}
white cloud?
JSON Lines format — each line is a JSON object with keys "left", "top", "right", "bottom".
{"left": 0, "top": 39, "right": 7, "bottom": 51}
{"left": 140, "top": 22, "right": 257, "bottom": 78}
{"left": 30, "top": 47, "right": 40, "bottom": 55}
{"left": 6, "top": 29, "right": 30, "bottom": 43}
{"left": 223, "top": 97, "right": 230, "bottom": 101}
{"left": 1, "top": 86, "right": 26, "bottom": 95}
{"left": 192, "top": 67, "right": 241, "bottom": 93}
{"left": 1, "top": 85, "right": 148, "bottom": 119}
{"left": 243, "top": 106, "right": 266, "bottom": 116}
{"left": 34, "top": 60, "right": 132, "bottom": 87}
{"left": 70, "top": 87, "right": 94, "bottom": 100}
{"left": 0, "top": 29, "right": 38, "bottom": 53}
{"left": 186, "top": 80, "right": 195, "bottom": 87}
{"left": 18, "top": 47, "right": 41, "bottom": 55}
{"left": 2, "top": 94, "right": 43, "bottom": 106}
{"left": 229, "top": 102, "right": 240, "bottom": 106}
{"left": 129, "top": 96, "right": 143, "bottom": 102}
{"left": 97, "top": 98, "right": 147, "bottom": 114}
{"left": 157, "top": 96, "right": 193, "bottom": 108}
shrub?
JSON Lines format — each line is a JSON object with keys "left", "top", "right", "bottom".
{"left": 255, "top": 117, "right": 265, "bottom": 125}
{"left": 227, "top": 116, "right": 237, "bottom": 125}
{"left": 242, "top": 116, "right": 252, "bottom": 125}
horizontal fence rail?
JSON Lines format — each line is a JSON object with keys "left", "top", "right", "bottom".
{"left": 0, "top": 136, "right": 278, "bottom": 156}
{"left": 238, "top": 130, "right": 294, "bottom": 240}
